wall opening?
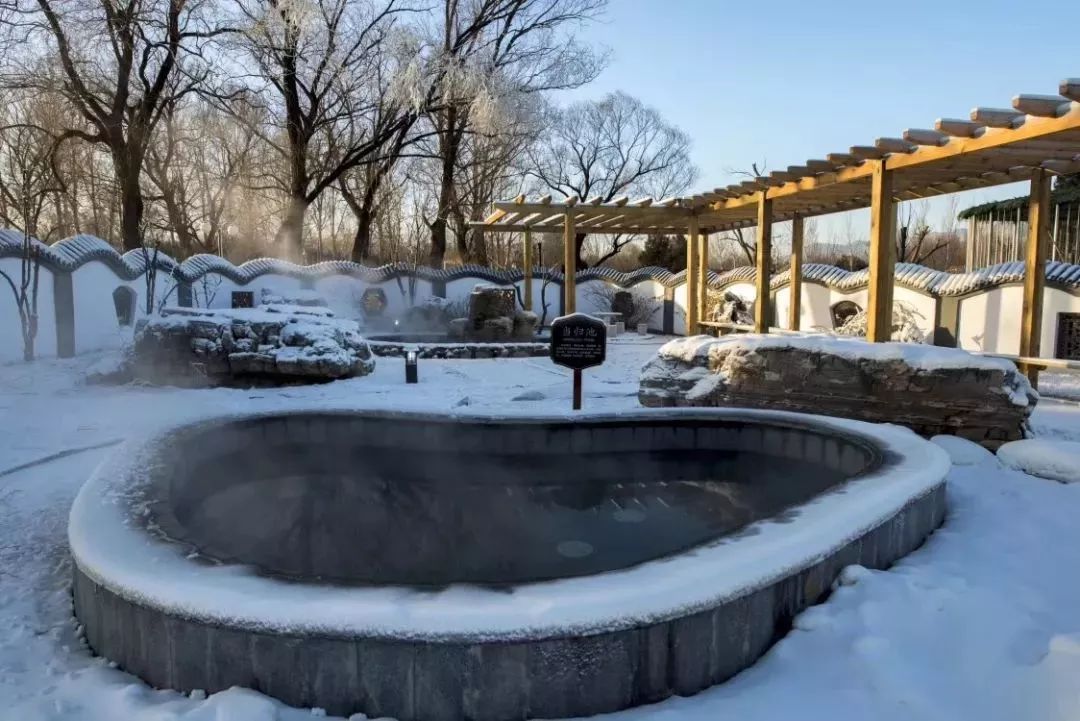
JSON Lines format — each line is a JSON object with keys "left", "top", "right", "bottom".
{"left": 830, "top": 301, "right": 862, "bottom": 329}
{"left": 112, "top": 286, "right": 137, "bottom": 327}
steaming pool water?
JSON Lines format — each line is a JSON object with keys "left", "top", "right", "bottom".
{"left": 69, "top": 409, "right": 949, "bottom": 721}
{"left": 156, "top": 446, "right": 848, "bottom": 586}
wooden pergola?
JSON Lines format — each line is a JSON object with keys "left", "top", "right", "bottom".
{"left": 473, "top": 78, "right": 1080, "bottom": 380}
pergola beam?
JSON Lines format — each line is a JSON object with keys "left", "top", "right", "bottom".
{"left": 1060, "top": 79, "right": 1080, "bottom": 102}
{"left": 971, "top": 107, "right": 1025, "bottom": 128}
{"left": 1012, "top": 94, "right": 1072, "bottom": 118}
{"left": 903, "top": 128, "right": 950, "bottom": 146}
{"left": 935, "top": 118, "right": 985, "bottom": 138}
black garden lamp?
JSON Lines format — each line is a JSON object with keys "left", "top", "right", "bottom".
{"left": 405, "top": 346, "right": 419, "bottom": 384}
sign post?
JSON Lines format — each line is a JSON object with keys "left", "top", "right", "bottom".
{"left": 550, "top": 313, "right": 607, "bottom": 410}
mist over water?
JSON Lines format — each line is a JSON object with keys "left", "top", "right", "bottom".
{"left": 153, "top": 443, "right": 848, "bottom": 587}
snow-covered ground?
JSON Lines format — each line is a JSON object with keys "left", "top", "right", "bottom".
{"left": 3, "top": 338, "right": 1080, "bottom": 721}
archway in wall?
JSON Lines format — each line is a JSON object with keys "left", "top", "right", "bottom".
{"left": 112, "top": 287, "right": 137, "bottom": 327}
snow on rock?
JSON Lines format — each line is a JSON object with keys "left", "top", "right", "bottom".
{"left": 931, "top": 435, "right": 1000, "bottom": 467}
{"left": 998, "top": 439, "right": 1080, "bottom": 484}
{"left": 118, "top": 306, "right": 375, "bottom": 386}
{"left": 641, "top": 334, "right": 1037, "bottom": 447}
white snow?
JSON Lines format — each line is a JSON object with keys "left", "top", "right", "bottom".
{"left": 3, "top": 337, "right": 1080, "bottom": 720}
{"left": 930, "top": 435, "right": 999, "bottom": 467}
{"left": 998, "top": 439, "right": 1080, "bottom": 484}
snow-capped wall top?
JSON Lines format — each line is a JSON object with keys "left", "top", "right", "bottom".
{"left": 2, "top": 230, "right": 1080, "bottom": 295}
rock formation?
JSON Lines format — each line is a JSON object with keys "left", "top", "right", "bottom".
{"left": 448, "top": 284, "right": 538, "bottom": 342}
{"left": 640, "top": 335, "right": 1036, "bottom": 447}
{"left": 120, "top": 305, "right": 375, "bottom": 386}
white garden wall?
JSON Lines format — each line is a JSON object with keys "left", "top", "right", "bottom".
{"left": 4, "top": 235, "right": 1080, "bottom": 365}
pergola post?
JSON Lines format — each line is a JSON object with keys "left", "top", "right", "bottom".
{"left": 697, "top": 229, "right": 709, "bottom": 327}
{"left": 563, "top": 212, "right": 576, "bottom": 314}
{"left": 1020, "top": 168, "right": 1051, "bottom": 387}
{"left": 789, "top": 215, "right": 804, "bottom": 331}
{"left": 754, "top": 193, "right": 773, "bottom": 333}
{"left": 686, "top": 215, "right": 700, "bottom": 334}
{"left": 522, "top": 227, "right": 533, "bottom": 312}
{"left": 867, "top": 161, "right": 897, "bottom": 342}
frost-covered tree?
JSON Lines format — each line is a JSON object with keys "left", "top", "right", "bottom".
{"left": 524, "top": 91, "right": 697, "bottom": 270}
{"left": 425, "top": 0, "right": 607, "bottom": 268}
{"left": 224, "top": 0, "right": 427, "bottom": 261}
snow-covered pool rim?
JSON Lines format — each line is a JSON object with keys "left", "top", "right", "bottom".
{"left": 69, "top": 407, "right": 950, "bottom": 643}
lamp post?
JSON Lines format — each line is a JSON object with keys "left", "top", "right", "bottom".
{"left": 405, "top": 347, "right": 419, "bottom": 384}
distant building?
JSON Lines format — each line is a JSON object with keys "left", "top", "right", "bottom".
{"left": 959, "top": 175, "right": 1080, "bottom": 270}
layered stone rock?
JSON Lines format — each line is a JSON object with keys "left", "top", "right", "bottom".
{"left": 448, "top": 284, "right": 538, "bottom": 342}
{"left": 122, "top": 305, "right": 375, "bottom": 386}
{"left": 640, "top": 335, "right": 1036, "bottom": 447}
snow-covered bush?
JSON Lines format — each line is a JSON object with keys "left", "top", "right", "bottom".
{"left": 827, "top": 301, "right": 928, "bottom": 343}
{"left": 706, "top": 289, "right": 753, "bottom": 326}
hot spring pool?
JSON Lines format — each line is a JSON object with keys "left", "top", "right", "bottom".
{"left": 70, "top": 409, "right": 948, "bottom": 720}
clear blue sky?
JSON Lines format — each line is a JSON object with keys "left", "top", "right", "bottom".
{"left": 561, "top": 0, "right": 1080, "bottom": 245}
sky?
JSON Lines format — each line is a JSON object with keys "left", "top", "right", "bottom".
{"left": 560, "top": 0, "right": 1080, "bottom": 247}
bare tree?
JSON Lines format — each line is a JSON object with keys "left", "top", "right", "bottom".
{"left": 897, "top": 200, "right": 948, "bottom": 265}
{"left": 426, "top": 0, "right": 607, "bottom": 268}
{"left": 0, "top": 99, "right": 54, "bottom": 360}
{"left": 711, "top": 161, "right": 768, "bottom": 266}
{"left": 450, "top": 100, "right": 541, "bottom": 265}
{"left": 525, "top": 91, "right": 697, "bottom": 270}
{"left": 144, "top": 98, "right": 260, "bottom": 258}
{"left": 225, "top": 0, "right": 436, "bottom": 261}
{"left": 0, "top": 227, "right": 42, "bottom": 360}
{"left": 0, "top": 106, "right": 59, "bottom": 238}
{"left": 337, "top": 125, "right": 412, "bottom": 263}
{"left": 0, "top": 0, "right": 228, "bottom": 251}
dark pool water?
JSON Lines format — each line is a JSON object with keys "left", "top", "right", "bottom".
{"left": 152, "top": 445, "right": 848, "bottom": 587}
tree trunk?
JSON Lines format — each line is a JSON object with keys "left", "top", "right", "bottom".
{"left": 470, "top": 227, "right": 488, "bottom": 265}
{"left": 575, "top": 232, "right": 587, "bottom": 271}
{"left": 117, "top": 161, "right": 145, "bottom": 252}
{"left": 350, "top": 206, "right": 373, "bottom": 263}
{"left": 430, "top": 107, "right": 461, "bottom": 268}
{"left": 276, "top": 195, "right": 308, "bottom": 262}
{"left": 429, "top": 216, "right": 448, "bottom": 268}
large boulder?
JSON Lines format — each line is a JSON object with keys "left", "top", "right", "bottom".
{"left": 469, "top": 285, "right": 517, "bottom": 327}
{"left": 123, "top": 306, "right": 375, "bottom": 387}
{"left": 446, "top": 284, "right": 533, "bottom": 342}
{"left": 640, "top": 335, "right": 1036, "bottom": 447}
